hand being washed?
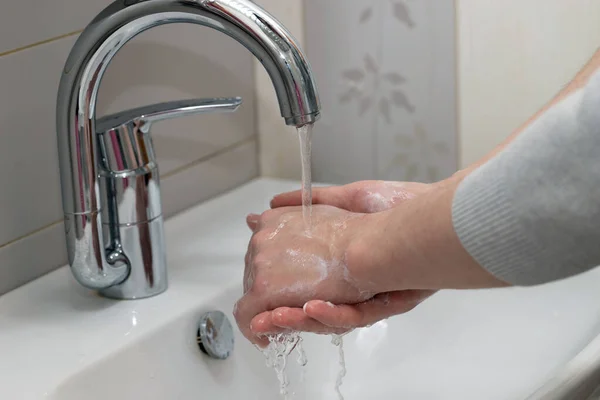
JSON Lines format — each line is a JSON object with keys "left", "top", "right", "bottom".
{"left": 234, "top": 181, "right": 436, "bottom": 346}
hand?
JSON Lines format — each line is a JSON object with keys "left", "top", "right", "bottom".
{"left": 235, "top": 204, "right": 375, "bottom": 346}
{"left": 235, "top": 181, "right": 435, "bottom": 346}
{"left": 269, "top": 180, "right": 432, "bottom": 213}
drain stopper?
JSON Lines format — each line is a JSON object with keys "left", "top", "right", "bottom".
{"left": 197, "top": 311, "right": 235, "bottom": 360}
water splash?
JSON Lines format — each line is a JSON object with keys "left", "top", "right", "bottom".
{"left": 261, "top": 333, "right": 306, "bottom": 399}
{"left": 261, "top": 122, "right": 349, "bottom": 399}
{"left": 331, "top": 334, "right": 347, "bottom": 400}
{"left": 296, "top": 337, "right": 308, "bottom": 384}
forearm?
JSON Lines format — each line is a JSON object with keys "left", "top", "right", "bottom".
{"left": 452, "top": 66, "right": 600, "bottom": 286}
{"left": 351, "top": 48, "right": 600, "bottom": 292}
{"left": 451, "top": 47, "right": 600, "bottom": 182}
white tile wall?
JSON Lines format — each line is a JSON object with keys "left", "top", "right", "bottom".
{"left": 0, "top": 6, "right": 259, "bottom": 295}
{"left": 457, "top": 0, "right": 600, "bottom": 167}
{"left": 97, "top": 24, "right": 257, "bottom": 174}
{"left": 0, "top": 138, "right": 257, "bottom": 295}
{"left": 0, "top": 37, "right": 76, "bottom": 247}
{"left": 0, "top": 1, "right": 112, "bottom": 54}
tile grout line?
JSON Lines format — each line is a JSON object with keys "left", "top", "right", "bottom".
{"left": 0, "top": 30, "right": 82, "bottom": 58}
{"left": 0, "top": 136, "right": 256, "bottom": 250}
{"left": 453, "top": 0, "right": 462, "bottom": 170}
{"left": 0, "top": 220, "right": 63, "bottom": 251}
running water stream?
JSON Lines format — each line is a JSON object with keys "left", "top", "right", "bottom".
{"left": 297, "top": 124, "right": 313, "bottom": 233}
{"left": 261, "top": 123, "right": 347, "bottom": 399}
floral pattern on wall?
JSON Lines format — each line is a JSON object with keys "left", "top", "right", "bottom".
{"left": 340, "top": 54, "right": 415, "bottom": 121}
{"left": 305, "top": 0, "right": 457, "bottom": 184}
{"left": 384, "top": 122, "right": 450, "bottom": 181}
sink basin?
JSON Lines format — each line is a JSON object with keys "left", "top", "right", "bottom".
{"left": 2, "top": 178, "right": 600, "bottom": 399}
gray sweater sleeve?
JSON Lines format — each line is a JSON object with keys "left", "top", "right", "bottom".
{"left": 452, "top": 69, "right": 600, "bottom": 286}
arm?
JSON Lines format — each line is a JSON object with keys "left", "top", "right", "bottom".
{"left": 353, "top": 48, "right": 600, "bottom": 291}
{"left": 235, "top": 48, "right": 600, "bottom": 343}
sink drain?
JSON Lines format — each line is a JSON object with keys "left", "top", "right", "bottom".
{"left": 197, "top": 311, "right": 235, "bottom": 360}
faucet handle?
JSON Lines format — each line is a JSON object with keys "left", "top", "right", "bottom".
{"left": 96, "top": 97, "right": 242, "bottom": 172}
{"left": 96, "top": 97, "right": 242, "bottom": 134}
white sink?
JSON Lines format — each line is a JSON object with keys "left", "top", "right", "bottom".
{"left": 2, "top": 178, "right": 600, "bottom": 400}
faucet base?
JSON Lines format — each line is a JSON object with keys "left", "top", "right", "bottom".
{"left": 100, "top": 217, "right": 168, "bottom": 300}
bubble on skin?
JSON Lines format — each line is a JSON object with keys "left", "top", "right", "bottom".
{"left": 283, "top": 247, "right": 374, "bottom": 304}
{"left": 286, "top": 249, "right": 330, "bottom": 278}
{"left": 278, "top": 246, "right": 375, "bottom": 306}
{"left": 243, "top": 268, "right": 255, "bottom": 294}
{"left": 342, "top": 262, "right": 374, "bottom": 301}
{"left": 381, "top": 293, "right": 391, "bottom": 306}
{"left": 361, "top": 181, "right": 418, "bottom": 213}
{"left": 278, "top": 249, "right": 340, "bottom": 295}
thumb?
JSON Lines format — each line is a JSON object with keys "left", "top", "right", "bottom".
{"left": 270, "top": 186, "right": 349, "bottom": 209}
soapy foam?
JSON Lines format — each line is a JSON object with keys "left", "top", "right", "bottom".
{"left": 361, "top": 181, "right": 418, "bottom": 213}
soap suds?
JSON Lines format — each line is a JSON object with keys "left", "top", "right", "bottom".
{"left": 381, "top": 293, "right": 391, "bottom": 306}
{"left": 278, "top": 249, "right": 340, "bottom": 295}
{"left": 361, "top": 181, "right": 418, "bottom": 213}
{"left": 342, "top": 262, "right": 375, "bottom": 301}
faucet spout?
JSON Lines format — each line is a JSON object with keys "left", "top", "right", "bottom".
{"left": 56, "top": 0, "right": 321, "bottom": 297}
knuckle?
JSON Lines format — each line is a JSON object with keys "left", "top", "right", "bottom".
{"left": 245, "top": 253, "right": 273, "bottom": 295}
{"left": 251, "top": 252, "right": 272, "bottom": 269}
{"left": 252, "top": 273, "right": 270, "bottom": 295}
{"left": 250, "top": 230, "right": 271, "bottom": 248}
{"left": 260, "top": 209, "right": 278, "bottom": 223}
{"left": 250, "top": 235, "right": 260, "bottom": 249}
{"left": 232, "top": 300, "right": 244, "bottom": 321}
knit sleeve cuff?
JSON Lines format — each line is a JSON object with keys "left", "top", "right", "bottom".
{"left": 451, "top": 166, "right": 542, "bottom": 286}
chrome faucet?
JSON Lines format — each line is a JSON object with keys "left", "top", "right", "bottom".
{"left": 56, "top": 0, "right": 321, "bottom": 300}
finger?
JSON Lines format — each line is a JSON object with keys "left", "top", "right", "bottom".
{"left": 250, "top": 311, "right": 292, "bottom": 338}
{"left": 234, "top": 298, "right": 270, "bottom": 348}
{"left": 270, "top": 307, "right": 349, "bottom": 335}
{"left": 242, "top": 233, "right": 255, "bottom": 293}
{"left": 304, "top": 290, "right": 435, "bottom": 329}
{"left": 270, "top": 186, "right": 348, "bottom": 209}
{"left": 246, "top": 213, "right": 260, "bottom": 232}
{"left": 271, "top": 181, "right": 415, "bottom": 213}
{"left": 259, "top": 206, "right": 302, "bottom": 225}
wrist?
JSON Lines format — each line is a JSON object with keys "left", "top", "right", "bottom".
{"left": 344, "top": 212, "right": 399, "bottom": 294}
{"left": 406, "top": 183, "right": 509, "bottom": 290}
{"left": 348, "top": 181, "right": 507, "bottom": 293}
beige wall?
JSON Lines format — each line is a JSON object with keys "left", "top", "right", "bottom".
{"left": 457, "top": 0, "right": 600, "bottom": 168}
{"left": 303, "top": 0, "right": 458, "bottom": 184}
{"left": 0, "top": 2, "right": 259, "bottom": 295}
